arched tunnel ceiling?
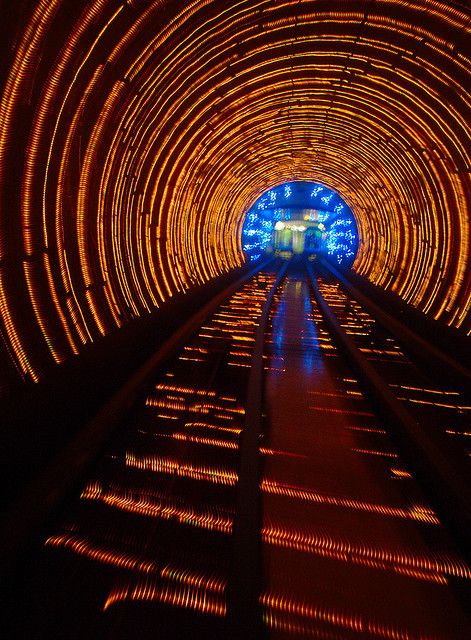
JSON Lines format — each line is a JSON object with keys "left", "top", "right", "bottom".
{"left": 0, "top": 0, "right": 470, "bottom": 383}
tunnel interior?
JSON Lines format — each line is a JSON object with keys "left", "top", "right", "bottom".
{"left": 0, "top": 0, "right": 470, "bottom": 396}
{"left": 1, "top": 2, "right": 471, "bottom": 637}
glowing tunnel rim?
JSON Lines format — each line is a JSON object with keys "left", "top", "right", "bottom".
{"left": 241, "top": 180, "right": 358, "bottom": 265}
{"left": 0, "top": 1, "right": 470, "bottom": 382}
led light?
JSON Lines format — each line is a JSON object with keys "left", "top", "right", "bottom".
{"left": 0, "top": 1, "right": 470, "bottom": 385}
{"left": 242, "top": 182, "right": 358, "bottom": 265}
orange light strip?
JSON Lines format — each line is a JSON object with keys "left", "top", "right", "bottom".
{"left": 261, "top": 479, "right": 439, "bottom": 524}
{"left": 262, "top": 519, "right": 470, "bottom": 582}
{"left": 0, "top": 1, "right": 470, "bottom": 383}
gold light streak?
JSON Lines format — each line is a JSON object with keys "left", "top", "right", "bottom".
{"left": 346, "top": 426, "right": 387, "bottom": 434}
{"left": 125, "top": 452, "right": 238, "bottom": 486}
{"left": 261, "top": 479, "right": 439, "bottom": 525}
{"left": 391, "top": 467, "right": 413, "bottom": 479}
{"left": 0, "top": 0, "right": 63, "bottom": 379}
{"left": 261, "top": 519, "right": 470, "bottom": 583}
{"left": 104, "top": 576, "right": 226, "bottom": 617}
{"left": 46, "top": 530, "right": 227, "bottom": 616}
{"left": 308, "top": 390, "right": 363, "bottom": 400}
{"left": 146, "top": 397, "right": 187, "bottom": 412}
{"left": 166, "top": 431, "right": 306, "bottom": 459}
{"left": 77, "top": 80, "right": 126, "bottom": 335}
{"left": 53, "top": 496, "right": 467, "bottom": 631}
{"left": 23, "top": 3, "right": 125, "bottom": 358}
{"left": 261, "top": 590, "right": 436, "bottom": 640}
{"left": 80, "top": 482, "right": 233, "bottom": 534}
{"left": 106, "top": 577, "right": 439, "bottom": 639}
{"left": 191, "top": 402, "right": 244, "bottom": 415}
{"left": 84, "top": 471, "right": 463, "bottom": 583}
{"left": 352, "top": 448, "right": 399, "bottom": 459}
{"left": 184, "top": 421, "right": 242, "bottom": 435}
{"left": 171, "top": 432, "right": 238, "bottom": 450}
{"left": 45, "top": 531, "right": 161, "bottom": 574}
{"left": 54, "top": 65, "right": 104, "bottom": 346}
{"left": 47, "top": 523, "right": 451, "bottom": 640}
{"left": 93, "top": 453, "right": 438, "bottom": 528}
{"left": 309, "top": 406, "right": 375, "bottom": 417}
{"left": 389, "top": 384, "right": 459, "bottom": 396}
{"left": 396, "top": 397, "right": 471, "bottom": 411}
{"left": 146, "top": 395, "right": 245, "bottom": 415}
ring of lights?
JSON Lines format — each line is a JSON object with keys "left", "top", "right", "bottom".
{"left": 0, "top": 0, "right": 470, "bottom": 383}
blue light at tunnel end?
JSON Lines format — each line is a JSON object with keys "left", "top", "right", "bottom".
{"left": 242, "top": 181, "right": 358, "bottom": 267}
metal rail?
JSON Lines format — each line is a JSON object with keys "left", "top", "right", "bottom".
{"left": 227, "top": 260, "right": 288, "bottom": 640}
{"left": 0, "top": 258, "right": 275, "bottom": 580}
{"left": 306, "top": 260, "right": 471, "bottom": 563}
{"left": 319, "top": 258, "right": 471, "bottom": 394}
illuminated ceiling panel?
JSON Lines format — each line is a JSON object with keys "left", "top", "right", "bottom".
{"left": 0, "top": 0, "right": 470, "bottom": 383}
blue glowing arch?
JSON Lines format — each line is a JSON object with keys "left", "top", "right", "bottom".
{"left": 242, "top": 182, "right": 358, "bottom": 267}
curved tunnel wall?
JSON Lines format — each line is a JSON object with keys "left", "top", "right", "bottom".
{"left": 0, "top": 0, "right": 470, "bottom": 386}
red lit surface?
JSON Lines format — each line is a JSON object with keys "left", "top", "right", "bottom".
{"left": 261, "top": 273, "right": 470, "bottom": 638}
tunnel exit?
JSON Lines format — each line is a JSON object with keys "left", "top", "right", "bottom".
{"left": 242, "top": 181, "right": 358, "bottom": 266}
{"left": 273, "top": 215, "right": 326, "bottom": 256}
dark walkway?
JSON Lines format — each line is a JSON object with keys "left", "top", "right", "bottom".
{"left": 261, "top": 273, "right": 470, "bottom": 638}
{"left": 4, "top": 265, "right": 471, "bottom": 639}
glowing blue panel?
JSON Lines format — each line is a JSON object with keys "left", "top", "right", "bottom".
{"left": 242, "top": 181, "right": 358, "bottom": 266}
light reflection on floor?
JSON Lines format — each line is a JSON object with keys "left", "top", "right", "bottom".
{"left": 261, "top": 272, "right": 471, "bottom": 639}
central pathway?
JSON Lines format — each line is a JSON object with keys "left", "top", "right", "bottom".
{"left": 8, "top": 266, "right": 471, "bottom": 639}
{"left": 261, "top": 272, "right": 470, "bottom": 638}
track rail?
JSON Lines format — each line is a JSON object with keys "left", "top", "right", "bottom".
{"left": 319, "top": 258, "right": 471, "bottom": 393}
{"left": 306, "top": 260, "right": 471, "bottom": 564}
{"left": 227, "top": 261, "right": 288, "bottom": 639}
{"left": 0, "top": 258, "right": 275, "bottom": 579}
{"left": 3, "top": 257, "right": 471, "bottom": 639}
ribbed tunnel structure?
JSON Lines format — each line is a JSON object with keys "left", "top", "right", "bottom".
{"left": 1, "top": 4, "right": 471, "bottom": 638}
{"left": 0, "top": 0, "right": 470, "bottom": 390}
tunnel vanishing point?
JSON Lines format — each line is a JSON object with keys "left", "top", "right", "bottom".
{"left": 0, "top": 0, "right": 470, "bottom": 392}
{"left": 1, "top": 2, "right": 471, "bottom": 638}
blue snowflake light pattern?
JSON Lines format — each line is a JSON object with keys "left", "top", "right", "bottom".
{"left": 241, "top": 181, "right": 358, "bottom": 266}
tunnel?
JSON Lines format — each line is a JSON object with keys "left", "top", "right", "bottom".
{"left": 0, "top": 1, "right": 471, "bottom": 638}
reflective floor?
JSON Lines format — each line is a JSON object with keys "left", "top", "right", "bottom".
{"left": 261, "top": 273, "right": 471, "bottom": 638}
{"left": 6, "top": 267, "right": 471, "bottom": 639}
